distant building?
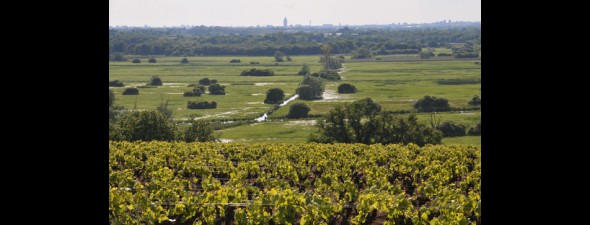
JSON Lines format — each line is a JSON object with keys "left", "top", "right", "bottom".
{"left": 283, "top": 17, "right": 288, "bottom": 27}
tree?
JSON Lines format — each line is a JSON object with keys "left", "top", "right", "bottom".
{"left": 208, "top": 84, "right": 226, "bottom": 95}
{"left": 338, "top": 83, "right": 357, "bottom": 93}
{"left": 156, "top": 97, "right": 173, "bottom": 120}
{"left": 264, "top": 88, "right": 285, "bottom": 104}
{"left": 419, "top": 50, "right": 435, "bottom": 59}
{"left": 352, "top": 98, "right": 381, "bottom": 115}
{"left": 109, "top": 80, "right": 124, "bottom": 87}
{"left": 310, "top": 99, "right": 442, "bottom": 146}
{"left": 297, "top": 76, "right": 324, "bottom": 100}
{"left": 468, "top": 95, "right": 481, "bottom": 106}
{"left": 148, "top": 58, "right": 157, "bottom": 63}
{"left": 109, "top": 89, "right": 115, "bottom": 107}
{"left": 414, "top": 96, "right": 451, "bottom": 112}
{"left": 468, "top": 123, "right": 481, "bottom": 135}
{"left": 149, "top": 75, "right": 163, "bottom": 86}
{"left": 112, "top": 42, "right": 127, "bottom": 53}
{"left": 437, "top": 121, "right": 466, "bottom": 137}
{"left": 351, "top": 46, "right": 371, "bottom": 59}
{"left": 136, "top": 44, "right": 152, "bottom": 55}
{"left": 274, "top": 51, "right": 285, "bottom": 62}
{"left": 181, "top": 58, "right": 189, "bottom": 64}
{"left": 132, "top": 59, "right": 141, "bottom": 63}
{"left": 122, "top": 88, "right": 139, "bottom": 95}
{"left": 287, "top": 103, "right": 311, "bottom": 119}
{"left": 298, "top": 64, "right": 311, "bottom": 75}
{"left": 199, "top": 78, "right": 212, "bottom": 85}
{"left": 118, "top": 110, "right": 177, "bottom": 141}
{"left": 183, "top": 116, "right": 216, "bottom": 142}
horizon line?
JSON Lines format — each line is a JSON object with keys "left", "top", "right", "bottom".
{"left": 109, "top": 20, "right": 481, "bottom": 28}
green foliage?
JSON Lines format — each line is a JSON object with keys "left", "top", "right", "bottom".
{"left": 352, "top": 46, "right": 371, "bottom": 59}
{"left": 311, "top": 98, "right": 441, "bottom": 146}
{"left": 419, "top": 50, "right": 435, "bottom": 59}
{"left": 437, "top": 53, "right": 453, "bottom": 57}
{"left": 132, "top": 58, "right": 141, "bottom": 63}
{"left": 414, "top": 96, "right": 451, "bottom": 112}
{"left": 122, "top": 88, "right": 139, "bottom": 95}
{"left": 109, "top": 80, "right": 124, "bottom": 87}
{"left": 148, "top": 58, "right": 157, "bottom": 63}
{"left": 109, "top": 89, "right": 115, "bottom": 107}
{"left": 208, "top": 84, "right": 226, "bottom": 95}
{"left": 315, "top": 70, "right": 341, "bottom": 80}
{"left": 117, "top": 110, "right": 177, "bottom": 141}
{"left": 183, "top": 116, "right": 216, "bottom": 142}
{"left": 241, "top": 68, "right": 274, "bottom": 76}
{"left": 468, "top": 122, "right": 481, "bottom": 135}
{"left": 468, "top": 95, "right": 481, "bottom": 106}
{"left": 181, "top": 58, "right": 189, "bottom": 64}
{"left": 297, "top": 76, "right": 324, "bottom": 100}
{"left": 250, "top": 61, "right": 260, "bottom": 64}
{"left": 319, "top": 56, "right": 342, "bottom": 70}
{"left": 353, "top": 98, "right": 381, "bottom": 115}
{"left": 298, "top": 64, "right": 311, "bottom": 75}
{"left": 149, "top": 76, "right": 163, "bottom": 86}
{"left": 264, "top": 88, "right": 285, "bottom": 104}
{"left": 274, "top": 51, "right": 285, "bottom": 62}
{"left": 187, "top": 101, "right": 217, "bottom": 109}
{"left": 112, "top": 53, "right": 126, "bottom": 61}
{"left": 199, "top": 78, "right": 212, "bottom": 85}
{"left": 229, "top": 59, "right": 241, "bottom": 63}
{"left": 338, "top": 83, "right": 357, "bottom": 93}
{"left": 437, "top": 121, "right": 466, "bottom": 137}
{"left": 287, "top": 103, "right": 311, "bottom": 119}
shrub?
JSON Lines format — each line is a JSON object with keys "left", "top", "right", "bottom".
{"left": 187, "top": 101, "right": 217, "bottom": 109}
{"left": 375, "top": 57, "right": 382, "bottom": 61}
{"left": 118, "top": 110, "right": 177, "bottom": 141}
{"left": 122, "top": 88, "right": 139, "bottom": 95}
{"left": 339, "top": 55, "right": 346, "bottom": 59}
{"left": 149, "top": 76, "right": 163, "bottom": 86}
{"left": 437, "top": 121, "right": 466, "bottom": 137}
{"left": 274, "top": 51, "right": 285, "bottom": 62}
{"left": 298, "top": 64, "right": 311, "bottom": 75}
{"left": 287, "top": 103, "right": 311, "bottom": 119}
{"left": 181, "top": 58, "right": 189, "bottom": 64}
{"left": 419, "top": 50, "right": 435, "bottom": 59}
{"left": 230, "top": 59, "right": 241, "bottom": 63}
{"left": 297, "top": 76, "right": 324, "bottom": 100}
{"left": 183, "top": 88, "right": 203, "bottom": 97}
{"left": 241, "top": 69, "right": 274, "bottom": 76}
{"left": 468, "top": 95, "right": 481, "bottom": 106}
{"left": 208, "top": 84, "right": 226, "bottom": 95}
{"left": 352, "top": 97, "right": 381, "bottom": 115}
{"left": 148, "top": 58, "right": 157, "bottom": 63}
{"left": 286, "top": 56, "right": 292, "bottom": 61}
{"left": 132, "top": 58, "right": 141, "bottom": 63}
{"left": 109, "top": 80, "right": 124, "bottom": 87}
{"left": 414, "top": 96, "right": 451, "bottom": 112}
{"left": 318, "top": 70, "right": 341, "bottom": 80}
{"left": 468, "top": 123, "right": 481, "bottom": 135}
{"left": 250, "top": 61, "right": 259, "bottom": 65}
{"left": 210, "top": 79, "right": 218, "bottom": 84}
{"left": 264, "top": 88, "right": 285, "bottom": 104}
{"left": 338, "top": 83, "right": 357, "bottom": 93}
{"left": 437, "top": 53, "right": 453, "bottom": 57}
{"left": 183, "top": 116, "right": 216, "bottom": 142}
{"left": 199, "top": 78, "right": 211, "bottom": 85}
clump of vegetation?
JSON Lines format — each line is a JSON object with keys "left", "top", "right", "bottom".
{"left": 274, "top": 51, "right": 285, "bottom": 62}
{"left": 250, "top": 61, "right": 259, "bottom": 64}
{"left": 419, "top": 50, "right": 435, "bottom": 59}
{"left": 199, "top": 78, "right": 212, "bottom": 85}
{"left": 436, "top": 78, "right": 481, "bottom": 85}
{"left": 117, "top": 111, "right": 177, "bottom": 141}
{"left": 149, "top": 75, "right": 163, "bottom": 86}
{"left": 287, "top": 103, "right": 311, "bottom": 119}
{"left": 181, "top": 58, "right": 189, "bottom": 64}
{"left": 264, "top": 88, "right": 285, "bottom": 104}
{"left": 211, "top": 79, "right": 218, "bottom": 84}
{"left": 414, "top": 96, "right": 451, "bottom": 112}
{"left": 241, "top": 69, "right": 274, "bottom": 76}
{"left": 454, "top": 52, "right": 479, "bottom": 58}
{"left": 183, "top": 88, "right": 203, "bottom": 97}
{"left": 109, "top": 80, "right": 124, "bottom": 87}
{"left": 310, "top": 98, "right": 442, "bottom": 146}
{"left": 148, "top": 58, "right": 157, "bottom": 63}
{"left": 468, "top": 122, "right": 481, "bottom": 135}
{"left": 297, "top": 76, "right": 324, "bottom": 100}
{"left": 122, "top": 87, "right": 139, "bottom": 95}
{"left": 230, "top": 59, "right": 241, "bottom": 63}
{"left": 183, "top": 116, "right": 217, "bottom": 142}
{"left": 312, "top": 70, "right": 341, "bottom": 80}
{"left": 112, "top": 53, "right": 126, "bottom": 62}
{"left": 351, "top": 46, "right": 371, "bottom": 59}
{"left": 298, "top": 64, "right": 311, "bottom": 75}
{"left": 437, "top": 121, "right": 466, "bottom": 137}
{"left": 468, "top": 95, "right": 481, "bottom": 106}
{"left": 132, "top": 58, "right": 141, "bottom": 63}
{"left": 286, "top": 56, "right": 292, "bottom": 61}
{"left": 338, "top": 83, "right": 357, "bottom": 93}
{"left": 208, "top": 84, "right": 226, "bottom": 95}
{"left": 187, "top": 101, "right": 217, "bottom": 109}
{"left": 437, "top": 53, "right": 453, "bottom": 57}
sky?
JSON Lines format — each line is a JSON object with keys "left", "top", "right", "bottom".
{"left": 109, "top": 0, "right": 480, "bottom": 27}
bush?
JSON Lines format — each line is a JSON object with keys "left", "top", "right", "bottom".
{"left": 414, "top": 96, "right": 451, "bottom": 112}
{"left": 132, "top": 58, "right": 141, "bottom": 63}
{"left": 338, "top": 83, "right": 357, "bottom": 93}
{"left": 148, "top": 58, "right": 157, "bottom": 63}
{"left": 419, "top": 50, "right": 435, "bottom": 59}
{"left": 211, "top": 79, "right": 218, "bottom": 84}
{"left": 468, "top": 123, "right": 481, "bottom": 135}
{"left": 318, "top": 70, "right": 341, "bottom": 80}
{"left": 352, "top": 97, "right": 381, "bottom": 115}
{"left": 437, "top": 121, "right": 466, "bottom": 137}
{"left": 286, "top": 56, "right": 292, "bottom": 61}
{"left": 241, "top": 68, "right": 274, "bottom": 76}
{"left": 113, "top": 53, "right": 126, "bottom": 61}
{"left": 118, "top": 110, "right": 177, "bottom": 141}
{"left": 287, "top": 103, "right": 311, "bottom": 119}
{"left": 109, "top": 89, "right": 115, "bottom": 107}
{"left": 181, "top": 58, "right": 189, "bottom": 64}
{"left": 199, "top": 78, "right": 211, "bottom": 86}
{"left": 187, "top": 101, "right": 217, "bottom": 109}
{"left": 208, "top": 84, "right": 226, "bottom": 95}
{"left": 264, "top": 88, "right": 285, "bottom": 104}
{"left": 437, "top": 53, "right": 453, "bottom": 57}
{"left": 250, "top": 61, "right": 259, "bottom": 65}
{"left": 468, "top": 95, "right": 481, "bottom": 106}
{"left": 183, "top": 88, "right": 203, "bottom": 97}
{"left": 298, "top": 64, "right": 311, "bottom": 75}
{"left": 109, "top": 80, "right": 124, "bottom": 87}
{"left": 122, "top": 88, "right": 139, "bottom": 95}
{"left": 149, "top": 76, "right": 163, "bottom": 86}
{"left": 183, "top": 117, "right": 216, "bottom": 142}
{"left": 230, "top": 59, "right": 241, "bottom": 63}
{"left": 297, "top": 76, "right": 324, "bottom": 100}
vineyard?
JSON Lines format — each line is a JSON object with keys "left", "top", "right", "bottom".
{"left": 110, "top": 141, "right": 480, "bottom": 225}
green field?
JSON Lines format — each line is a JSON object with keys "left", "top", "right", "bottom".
{"left": 110, "top": 53, "right": 481, "bottom": 144}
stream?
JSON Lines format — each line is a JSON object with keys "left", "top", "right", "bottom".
{"left": 254, "top": 94, "right": 299, "bottom": 122}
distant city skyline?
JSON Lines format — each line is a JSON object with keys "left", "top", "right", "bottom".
{"left": 109, "top": 0, "right": 480, "bottom": 27}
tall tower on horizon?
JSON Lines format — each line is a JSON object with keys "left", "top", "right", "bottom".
{"left": 283, "top": 17, "right": 288, "bottom": 28}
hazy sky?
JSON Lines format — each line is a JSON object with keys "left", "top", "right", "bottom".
{"left": 109, "top": 0, "right": 480, "bottom": 27}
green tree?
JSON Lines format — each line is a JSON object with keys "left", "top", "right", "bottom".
{"left": 419, "top": 50, "right": 435, "bottom": 59}
{"left": 274, "top": 51, "right": 285, "bottom": 62}
{"left": 149, "top": 75, "right": 163, "bottom": 86}
{"left": 337, "top": 83, "right": 357, "bottom": 93}
{"left": 468, "top": 122, "right": 481, "bottom": 135}
{"left": 414, "top": 96, "right": 451, "bottom": 112}
{"left": 437, "top": 121, "right": 466, "bottom": 137}
{"left": 199, "top": 78, "right": 212, "bottom": 85}
{"left": 468, "top": 95, "right": 481, "bottom": 106}
{"left": 208, "top": 84, "right": 226, "bottom": 95}
{"left": 181, "top": 58, "right": 189, "bottom": 64}
{"left": 298, "top": 64, "right": 311, "bottom": 75}
{"left": 183, "top": 116, "right": 216, "bottom": 142}
{"left": 132, "top": 58, "right": 141, "bottom": 63}
{"left": 148, "top": 58, "right": 157, "bottom": 63}
{"left": 287, "top": 103, "right": 311, "bottom": 119}
{"left": 297, "top": 76, "right": 324, "bottom": 100}
{"left": 118, "top": 110, "right": 177, "bottom": 141}
{"left": 264, "top": 88, "right": 285, "bottom": 104}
